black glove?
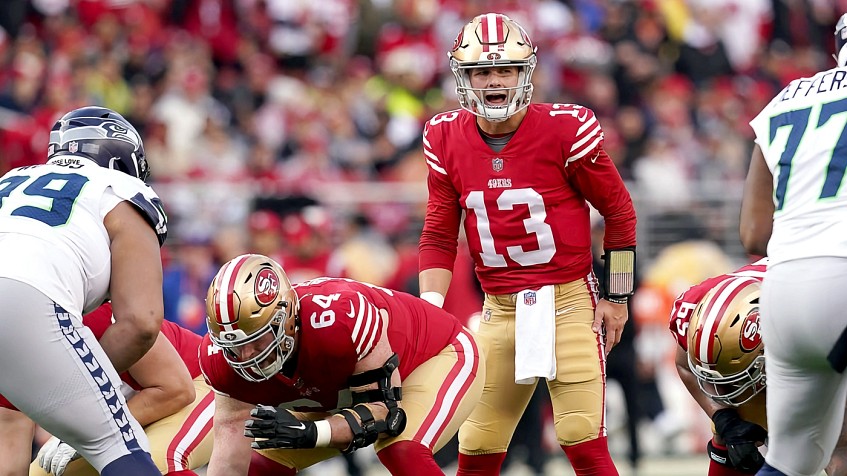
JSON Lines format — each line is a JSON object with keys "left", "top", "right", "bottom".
{"left": 245, "top": 405, "right": 318, "bottom": 450}
{"left": 712, "top": 408, "right": 767, "bottom": 473}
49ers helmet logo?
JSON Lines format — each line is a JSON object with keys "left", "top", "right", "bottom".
{"left": 255, "top": 268, "right": 280, "bottom": 306}
{"left": 452, "top": 28, "right": 464, "bottom": 52}
{"left": 739, "top": 308, "right": 762, "bottom": 352}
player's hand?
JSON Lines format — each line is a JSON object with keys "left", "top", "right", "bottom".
{"left": 593, "top": 299, "right": 628, "bottom": 355}
{"left": 712, "top": 408, "right": 766, "bottom": 473}
{"left": 37, "top": 437, "right": 81, "bottom": 476}
{"left": 245, "top": 405, "right": 319, "bottom": 449}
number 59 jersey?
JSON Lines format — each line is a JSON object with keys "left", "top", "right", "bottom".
{"left": 0, "top": 157, "right": 167, "bottom": 316}
{"left": 420, "top": 104, "right": 636, "bottom": 294}
{"left": 750, "top": 67, "right": 847, "bottom": 265}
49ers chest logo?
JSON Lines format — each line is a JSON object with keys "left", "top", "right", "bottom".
{"left": 739, "top": 308, "right": 762, "bottom": 352}
{"left": 255, "top": 268, "right": 280, "bottom": 306}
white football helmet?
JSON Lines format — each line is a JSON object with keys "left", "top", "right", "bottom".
{"left": 687, "top": 276, "right": 765, "bottom": 407}
{"left": 449, "top": 13, "right": 537, "bottom": 122}
{"left": 206, "top": 254, "right": 299, "bottom": 382}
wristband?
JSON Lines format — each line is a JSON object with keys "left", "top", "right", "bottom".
{"left": 603, "top": 247, "right": 636, "bottom": 299}
{"left": 420, "top": 291, "right": 445, "bottom": 308}
{"left": 605, "top": 296, "right": 628, "bottom": 305}
{"left": 314, "top": 419, "right": 332, "bottom": 448}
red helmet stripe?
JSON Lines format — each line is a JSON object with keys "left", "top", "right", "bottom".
{"left": 696, "top": 277, "right": 758, "bottom": 363}
{"left": 216, "top": 254, "right": 251, "bottom": 330}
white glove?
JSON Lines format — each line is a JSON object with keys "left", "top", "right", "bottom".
{"left": 37, "top": 436, "right": 80, "bottom": 476}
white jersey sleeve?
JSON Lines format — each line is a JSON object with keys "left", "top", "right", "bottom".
{"left": 0, "top": 157, "right": 167, "bottom": 316}
{"left": 749, "top": 67, "right": 847, "bottom": 265}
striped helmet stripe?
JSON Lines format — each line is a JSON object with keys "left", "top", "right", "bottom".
{"left": 215, "top": 254, "right": 251, "bottom": 331}
{"left": 696, "top": 276, "right": 758, "bottom": 363}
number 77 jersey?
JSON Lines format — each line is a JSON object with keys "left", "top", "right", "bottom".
{"left": 750, "top": 68, "right": 847, "bottom": 265}
{"left": 419, "top": 104, "right": 636, "bottom": 294}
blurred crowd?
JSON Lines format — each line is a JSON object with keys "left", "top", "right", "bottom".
{"left": 1, "top": 0, "right": 846, "bottom": 468}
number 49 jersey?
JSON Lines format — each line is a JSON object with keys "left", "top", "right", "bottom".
{"left": 750, "top": 67, "right": 847, "bottom": 265}
{"left": 0, "top": 157, "right": 167, "bottom": 316}
{"left": 420, "top": 104, "right": 636, "bottom": 294}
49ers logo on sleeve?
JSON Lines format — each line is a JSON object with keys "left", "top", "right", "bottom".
{"left": 739, "top": 308, "right": 762, "bottom": 352}
{"left": 254, "top": 268, "right": 280, "bottom": 306}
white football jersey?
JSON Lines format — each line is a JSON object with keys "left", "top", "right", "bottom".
{"left": 750, "top": 66, "right": 847, "bottom": 265}
{"left": 0, "top": 156, "right": 167, "bottom": 316}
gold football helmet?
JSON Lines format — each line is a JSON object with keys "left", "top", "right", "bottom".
{"left": 449, "top": 13, "right": 537, "bottom": 122}
{"left": 206, "top": 254, "right": 299, "bottom": 382}
{"left": 687, "top": 276, "right": 765, "bottom": 407}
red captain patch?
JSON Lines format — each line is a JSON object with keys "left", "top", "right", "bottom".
{"left": 254, "top": 268, "right": 280, "bottom": 306}
{"left": 739, "top": 309, "right": 762, "bottom": 352}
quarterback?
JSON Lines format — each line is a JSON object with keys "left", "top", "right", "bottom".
{"left": 670, "top": 259, "right": 847, "bottom": 475}
{"left": 418, "top": 12, "right": 636, "bottom": 475}
{"left": 0, "top": 106, "right": 167, "bottom": 475}
{"left": 200, "top": 254, "right": 483, "bottom": 476}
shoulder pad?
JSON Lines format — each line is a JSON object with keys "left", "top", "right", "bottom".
{"left": 108, "top": 174, "right": 168, "bottom": 246}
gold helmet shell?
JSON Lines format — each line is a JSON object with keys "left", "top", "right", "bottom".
{"left": 687, "top": 276, "right": 764, "bottom": 407}
{"left": 449, "top": 13, "right": 537, "bottom": 122}
{"left": 206, "top": 254, "right": 299, "bottom": 382}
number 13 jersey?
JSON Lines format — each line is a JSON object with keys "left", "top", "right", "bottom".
{"left": 420, "top": 104, "right": 636, "bottom": 294}
{"left": 0, "top": 157, "right": 167, "bottom": 317}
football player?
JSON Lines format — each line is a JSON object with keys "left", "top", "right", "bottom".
{"left": 18, "top": 302, "right": 213, "bottom": 476}
{"left": 670, "top": 259, "right": 847, "bottom": 475}
{"left": 418, "top": 12, "right": 636, "bottom": 475}
{"left": 0, "top": 106, "right": 167, "bottom": 475}
{"left": 740, "top": 12, "right": 847, "bottom": 476}
{"left": 200, "top": 254, "right": 484, "bottom": 476}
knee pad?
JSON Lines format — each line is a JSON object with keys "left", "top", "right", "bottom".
{"left": 556, "top": 413, "right": 596, "bottom": 445}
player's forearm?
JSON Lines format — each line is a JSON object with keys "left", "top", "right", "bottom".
{"left": 676, "top": 358, "right": 725, "bottom": 418}
{"left": 127, "top": 385, "right": 194, "bottom": 427}
{"left": 418, "top": 268, "right": 453, "bottom": 307}
{"left": 207, "top": 426, "right": 252, "bottom": 476}
{"left": 98, "top": 321, "right": 159, "bottom": 372}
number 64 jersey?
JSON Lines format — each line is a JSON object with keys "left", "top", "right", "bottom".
{"left": 0, "top": 157, "right": 167, "bottom": 317}
{"left": 419, "top": 104, "right": 636, "bottom": 294}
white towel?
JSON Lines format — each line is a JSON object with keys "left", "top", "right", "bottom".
{"left": 514, "top": 285, "right": 557, "bottom": 385}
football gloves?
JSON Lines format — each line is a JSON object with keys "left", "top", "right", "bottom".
{"left": 712, "top": 408, "right": 767, "bottom": 473}
{"left": 245, "top": 405, "right": 318, "bottom": 449}
{"left": 37, "top": 437, "right": 81, "bottom": 476}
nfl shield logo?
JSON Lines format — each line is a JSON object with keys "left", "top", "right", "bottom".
{"left": 68, "top": 141, "right": 78, "bottom": 153}
{"left": 492, "top": 158, "right": 503, "bottom": 172}
{"left": 524, "top": 291, "right": 536, "bottom": 306}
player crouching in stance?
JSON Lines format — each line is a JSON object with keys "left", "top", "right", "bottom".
{"left": 670, "top": 261, "right": 847, "bottom": 475}
{"left": 200, "top": 254, "right": 484, "bottom": 475}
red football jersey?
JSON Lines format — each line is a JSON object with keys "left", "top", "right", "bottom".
{"left": 83, "top": 303, "right": 203, "bottom": 390}
{"left": 0, "top": 303, "right": 203, "bottom": 409}
{"left": 668, "top": 258, "right": 768, "bottom": 350}
{"left": 199, "top": 278, "right": 464, "bottom": 411}
{"left": 419, "top": 104, "right": 636, "bottom": 294}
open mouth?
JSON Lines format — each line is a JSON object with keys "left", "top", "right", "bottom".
{"left": 484, "top": 91, "right": 508, "bottom": 106}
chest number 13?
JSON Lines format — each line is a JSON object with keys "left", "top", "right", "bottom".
{"left": 465, "top": 188, "right": 556, "bottom": 267}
